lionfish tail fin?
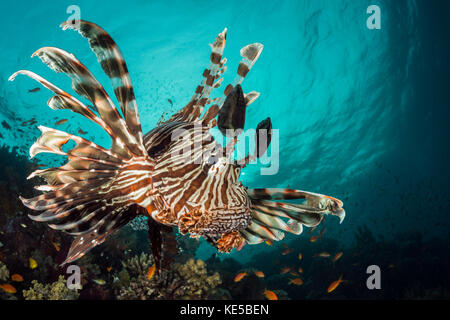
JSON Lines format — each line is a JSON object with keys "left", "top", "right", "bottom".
{"left": 10, "top": 21, "right": 154, "bottom": 264}
{"left": 241, "top": 188, "right": 345, "bottom": 245}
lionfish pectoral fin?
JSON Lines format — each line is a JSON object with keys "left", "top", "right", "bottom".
{"left": 61, "top": 204, "right": 143, "bottom": 266}
{"left": 147, "top": 219, "right": 179, "bottom": 275}
{"left": 62, "top": 229, "right": 113, "bottom": 266}
{"left": 12, "top": 20, "right": 155, "bottom": 264}
{"left": 241, "top": 188, "right": 345, "bottom": 245}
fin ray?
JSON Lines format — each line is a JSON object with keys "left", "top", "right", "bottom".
{"left": 60, "top": 20, "right": 143, "bottom": 145}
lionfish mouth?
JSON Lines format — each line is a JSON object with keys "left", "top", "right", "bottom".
{"left": 204, "top": 207, "right": 253, "bottom": 237}
{"left": 178, "top": 205, "right": 252, "bottom": 240}
{"left": 323, "top": 196, "right": 346, "bottom": 223}
{"left": 190, "top": 207, "right": 251, "bottom": 241}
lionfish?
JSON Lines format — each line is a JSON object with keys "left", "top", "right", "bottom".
{"left": 9, "top": 20, "right": 345, "bottom": 271}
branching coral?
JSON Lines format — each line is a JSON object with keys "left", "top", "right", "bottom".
{"left": 28, "top": 249, "right": 55, "bottom": 281}
{"left": 122, "top": 252, "right": 154, "bottom": 278}
{"left": 118, "top": 258, "right": 221, "bottom": 300}
{"left": 0, "top": 260, "right": 9, "bottom": 282}
{"left": 78, "top": 253, "right": 102, "bottom": 277}
{"left": 129, "top": 216, "right": 149, "bottom": 231}
{"left": 22, "top": 275, "right": 80, "bottom": 300}
{"left": 177, "top": 259, "right": 221, "bottom": 294}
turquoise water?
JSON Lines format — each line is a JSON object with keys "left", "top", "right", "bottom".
{"left": 0, "top": 0, "right": 449, "bottom": 267}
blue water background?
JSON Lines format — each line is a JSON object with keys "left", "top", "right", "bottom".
{"left": 0, "top": 0, "right": 448, "bottom": 262}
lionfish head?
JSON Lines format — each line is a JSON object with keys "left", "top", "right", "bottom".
{"left": 178, "top": 158, "right": 252, "bottom": 251}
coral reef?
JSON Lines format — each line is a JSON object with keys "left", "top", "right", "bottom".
{"left": 0, "top": 145, "right": 35, "bottom": 225}
{"left": 22, "top": 275, "right": 80, "bottom": 300}
{"left": 207, "top": 287, "right": 232, "bottom": 300}
{"left": 122, "top": 252, "right": 154, "bottom": 278}
{"left": 118, "top": 258, "right": 221, "bottom": 300}
{"left": 177, "top": 259, "right": 221, "bottom": 294}
{"left": 129, "top": 216, "right": 149, "bottom": 231}
{"left": 78, "top": 254, "right": 102, "bottom": 278}
{"left": 0, "top": 260, "right": 9, "bottom": 281}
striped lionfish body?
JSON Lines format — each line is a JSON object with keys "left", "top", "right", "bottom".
{"left": 10, "top": 21, "right": 345, "bottom": 270}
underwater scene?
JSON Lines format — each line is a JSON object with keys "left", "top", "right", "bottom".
{"left": 0, "top": 0, "right": 449, "bottom": 302}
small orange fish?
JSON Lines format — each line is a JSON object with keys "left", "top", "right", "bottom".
{"left": 327, "top": 274, "right": 345, "bottom": 293}
{"left": 55, "top": 119, "right": 68, "bottom": 126}
{"left": 51, "top": 241, "right": 60, "bottom": 252}
{"left": 234, "top": 272, "right": 248, "bottom": 282}
{"left": 29, "top": 257, "right": 38, "bottom": 269}
{"left": 310, "top": 235, "right": 319, "bottom": 242}
{"left": 147, "top": 264, "right": 156, "bottom": 280}
{"left": 289, "top": 278, "right": 304, "bottom": 286}
{"left": 264, "top": 289, "right": 278, "bottom": 300}
{"left": 388, "top": 264, "right": 395, "bottom": 269}
{"left": 107, "top": 266, "right": 113, "bottom": 272}
{"left": 281, "top": 243, "right": 289, "bottom": 249}
{"left": 290, "top": 270, "right": 300, "bottom": 276}
{"left": 254, "top": 271, "right": 265, "bottom": 278}
{"left": 314, "top": 252, "right": 331, "bottom": 258}
{"left": 332, "top": 252, "right": 343, "bottom": 262}
{"left": 265, "top": 239, "right": 273, "bottom": 246}
{"left": 0, "top": 284, "right": 17, "bottom": 294}
{"left": 298, "top": 267, "right": 303, "bottom": 273}
{"left": 282, "top": 248, "right": 293, "bottom": 255}
{"left": 280, "top": 267, "right": 292, "bottom": 274}
{"left": 298, "top": 253, "right": 302, "bottom": 260}
{"left": 78, "top": 129, "right": 88, "bottom": 135}
{"left": 11, "top": 274, "right": 24, "bottom": 282}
